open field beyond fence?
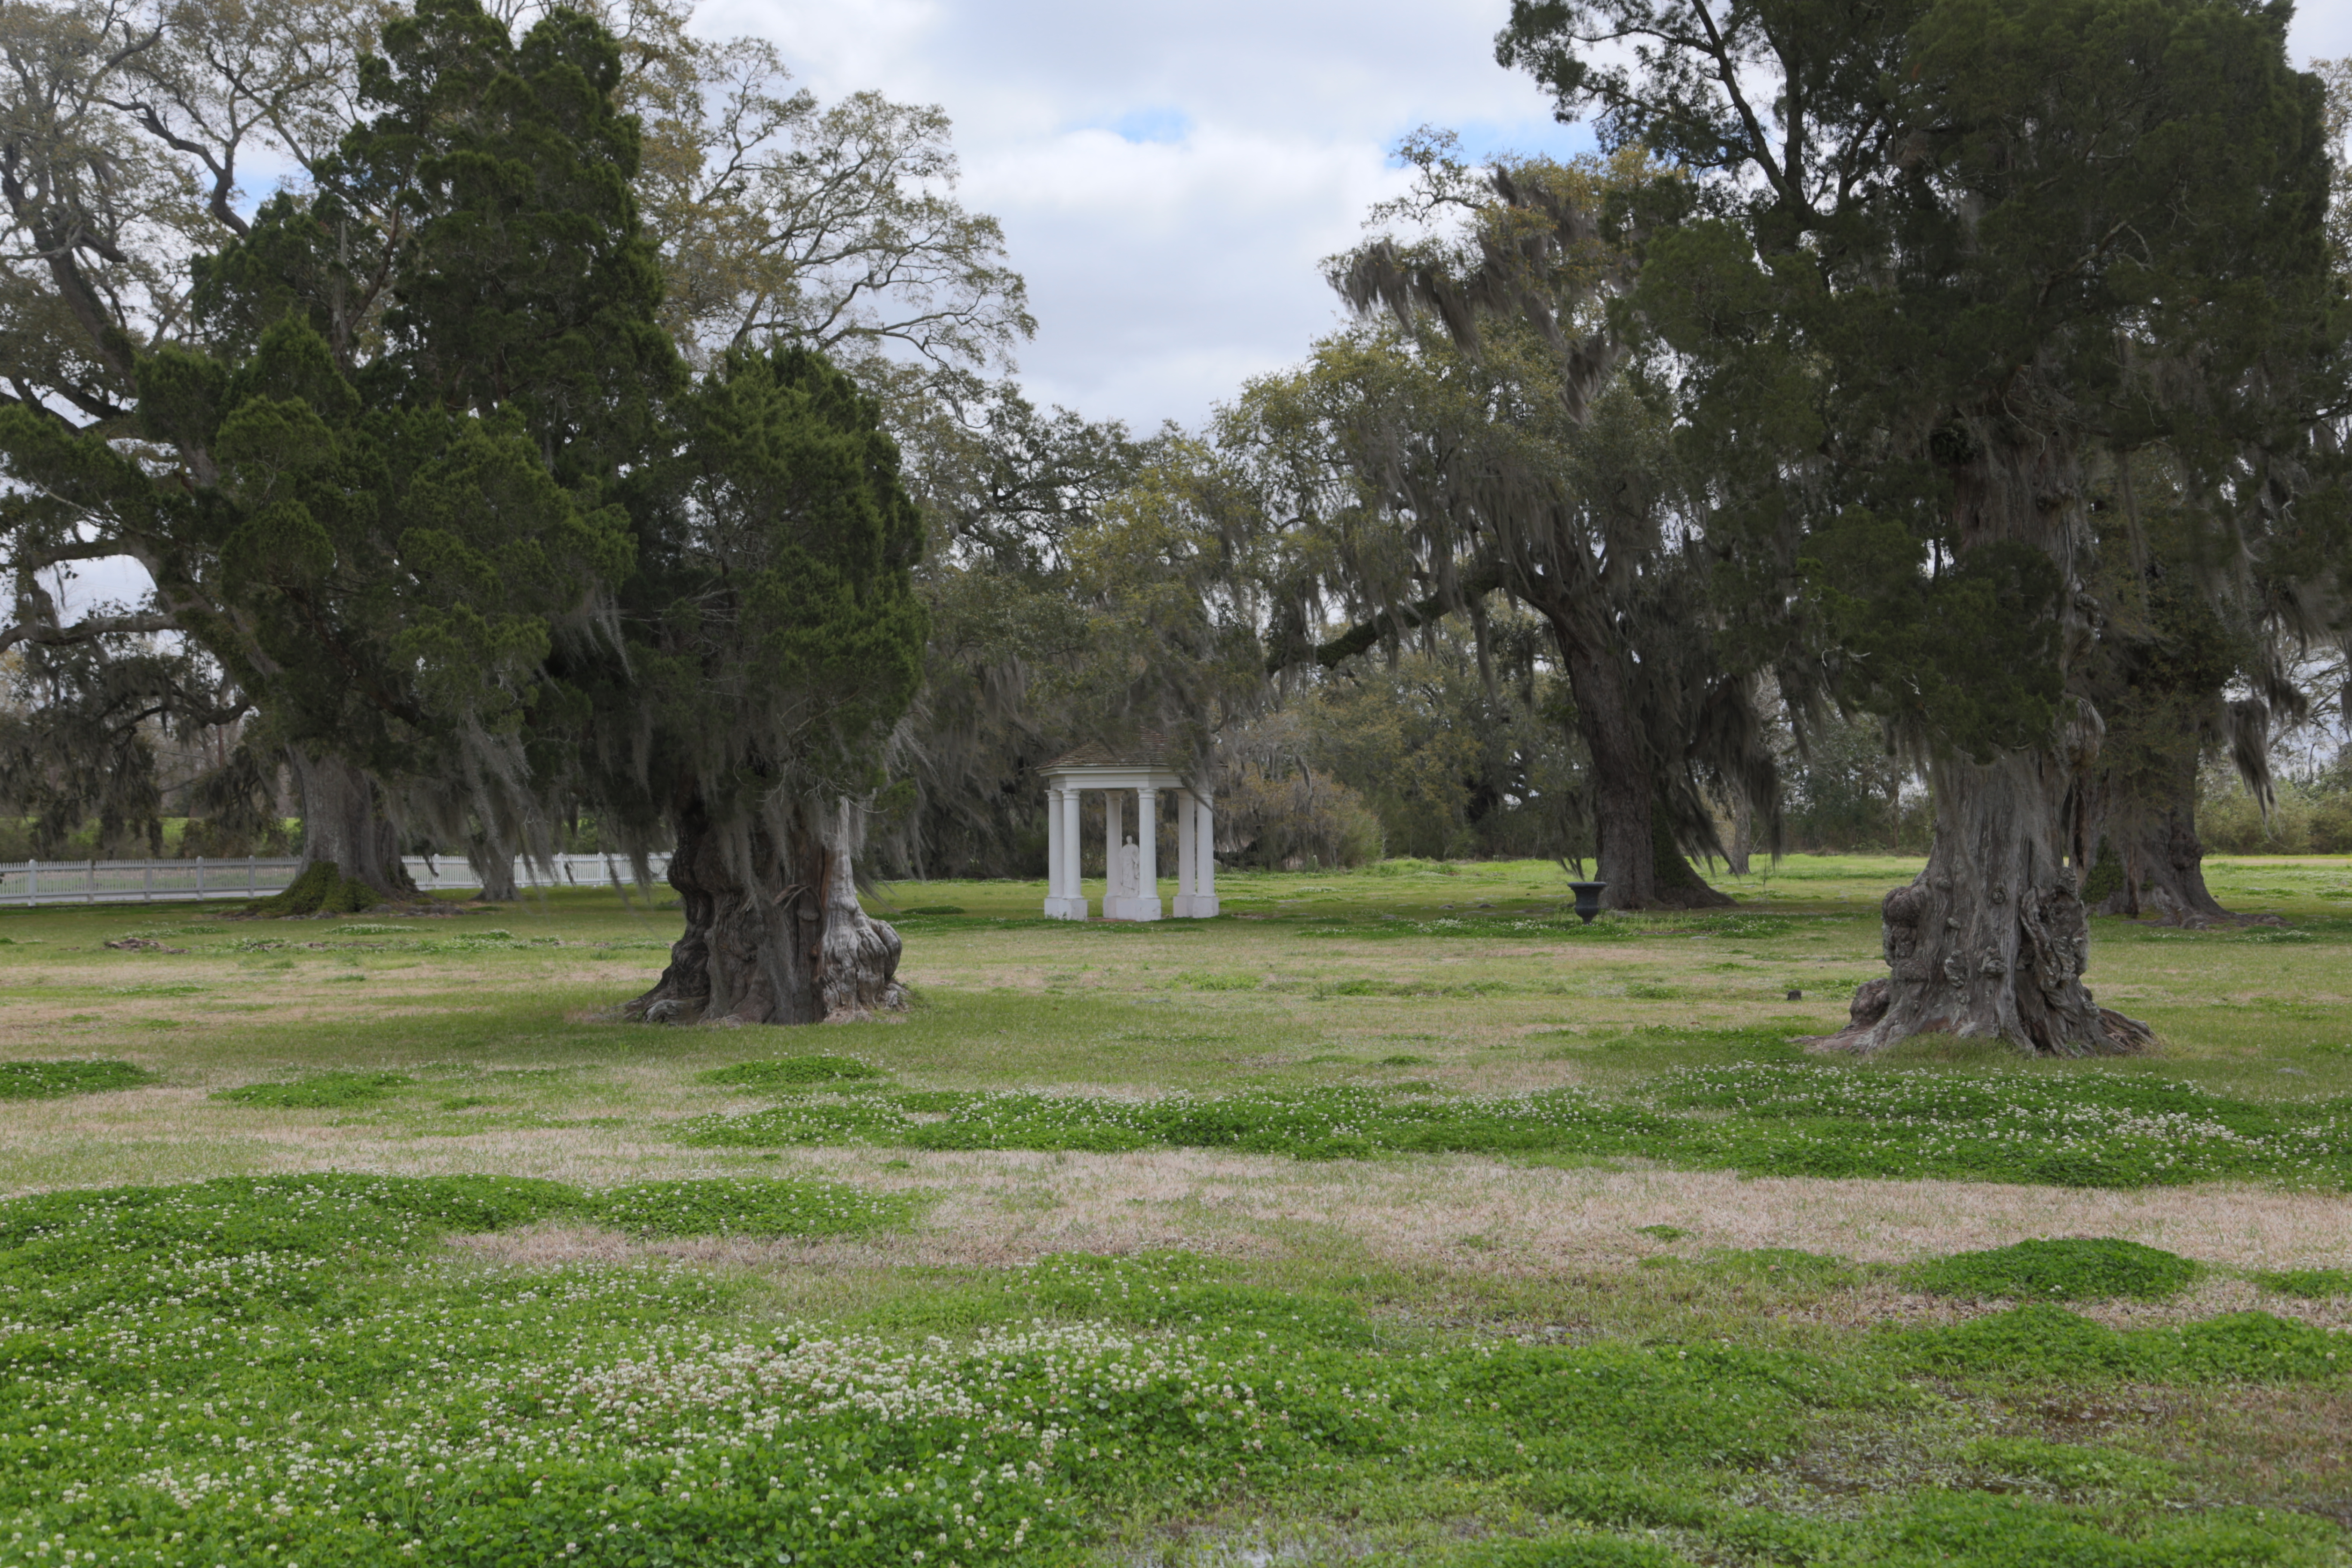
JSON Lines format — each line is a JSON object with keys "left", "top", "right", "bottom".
{"left": 2, "top": 854, "right": 2349, "bottom": 1567}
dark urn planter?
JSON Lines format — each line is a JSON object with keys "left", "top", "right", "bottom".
{"left": 1567, "top": 881, "right": 1608, "bottom": 924}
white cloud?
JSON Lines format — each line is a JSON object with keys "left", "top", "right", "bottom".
{"left": 699, "top": 0, "right": 1592, "bottom": 429}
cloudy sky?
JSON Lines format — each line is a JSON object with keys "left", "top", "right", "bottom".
{"left": 706, "top": 0, "right": 2352, "bottom": 435}
{"left": 695, "top": 0, "right": 1599, "bottom": 432}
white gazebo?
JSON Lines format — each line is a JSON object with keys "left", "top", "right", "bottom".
{"left": 1040, "top": 740, "right": 1217, "bottom": 921}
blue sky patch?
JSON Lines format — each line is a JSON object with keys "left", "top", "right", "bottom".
{"left": 1103, "top": 106, "right": 1191, "bottom": 145}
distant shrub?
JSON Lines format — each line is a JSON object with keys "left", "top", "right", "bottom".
{"left": 1906, "top": 1238, "right": 2202, "bottom": 1302}
{"left": 0, "top": 1059, "right": 159, "bottom": 1099}
{"left": 1214, "top": 760, "right": 1387, "bottom": 870}
{"left": 213, "top": 1071, "right": 414, "bottom": 1109}
{"left": 2198, "top": 759, "right": 2352, "bottom": 855}
{"left": 2310, "top": 796, "right": 2352, "bottom": 855}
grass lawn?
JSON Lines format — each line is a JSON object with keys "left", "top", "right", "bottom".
{"left": 0, "top": 854, "right": 2348, "bottom": 1565}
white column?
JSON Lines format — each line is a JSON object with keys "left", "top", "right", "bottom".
{"left": 1047, "top": 785, "right": 1084, "bottom": 919}
{"left": 1134, "top": 786, "right": 1161, "bottom": 920}
{"left": 1193, "top": 793, "right": 1218, "bottom": 916}
{"left": 1043, "top": 787, "right": 1063, "bottom": 914}
{"left": 1063, "top": 787, "right": 1084, "bottom": 916}
{"left": 1174, "top": 790, "right": 1197, "bottom": 916}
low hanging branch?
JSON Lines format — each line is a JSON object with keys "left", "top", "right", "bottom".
{"left": 1268, "top": 561, "right": 1510, "bottom": 674}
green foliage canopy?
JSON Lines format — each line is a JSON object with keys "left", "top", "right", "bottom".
{"left": 1502, "top": 0, "right": 2344, "bottom": 757}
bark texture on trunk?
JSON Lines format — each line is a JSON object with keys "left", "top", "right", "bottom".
{"left": 2083, "top": 750, "right": 2268, "bottom": 928}
{"left": 1816, "top": 750, "right": 2151, "bottom": 1056}
{"left": 466, "top": 836, "right": 519, "bottom": 902}
{"left": 625, "top": 792, "right": 905, "bottom": 1026}
{"left": 288, "top": 747, "right": 418, "bottom": 898}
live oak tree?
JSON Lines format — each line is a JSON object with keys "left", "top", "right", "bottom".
{"left": 1501, "top": 0, "right": 2344, "bottom": 1051}
{"left": 0, "top": 628, "right": 239, "bottom": 854}
{"left": 3, "top": 0, "right": 664, "bottom": 896}
{"left": 3, "top": 0, "right": 1028, "bottom": 878}
{"left": 0, "top": 0, "right": 385, "bottom": 861}
{"left": 2072, "top": 448, "right": 2345, "bottom": 927}
{"left": 1239, "top": 148, "right": 1778, "bottom": 907}
{"left": 608, "top": 2, "right": 1032, "bottom": 380}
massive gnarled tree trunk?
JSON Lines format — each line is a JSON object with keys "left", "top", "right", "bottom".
{"left": 625, "top": 793, "right": 905, "bottom": 1026}
{"left": 287, "top": 747, "right": 419, "bottom": 899}
{"left": 1819, "top": 750, "right": 2147, "bottom": 1055}
{"left": 1823, "top": 436, "right": 2150, "bottom": 1057}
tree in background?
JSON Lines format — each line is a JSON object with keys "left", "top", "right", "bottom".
{"left": 1240, "top": 148, "right": 1780, "bottom": 907}
{"left": 0, "top": 631, "right": 231, "bottom": 855}
{"left": 606, "top": 0, "right": 1032, "bottom": 382}
{"left": 2069, "top": 452, "right": 2323, "bottom": 926}
{"left": 2, "top": 0, "right": 1029, "bottom": 872}
{"left": 1776, "top": 709, "right": 1921, "bottom": 856}
{"left": 0, "top": 0, "right": 382, "bottom": 855}
{"left": 1275, "top": 614, "right": 1584, "bottom": 864}
{"left": 879, "top": 390, "right": 1161, "bottom": 879}
{"left": 1503, "top": 0, "right": 2345, "bottom": 1052}
{"left": 3, "top": 0, "right": 665, "bottom": 897}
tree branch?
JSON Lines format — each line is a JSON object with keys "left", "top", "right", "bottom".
{"left": 0, "top": 610, "right": 178, "bottom": 656}
{"left": 1270, "top": 561, "right": 1510, "bottom": 673}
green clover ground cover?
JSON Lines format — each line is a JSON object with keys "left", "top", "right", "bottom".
{"left": 698, "top": 1057, "right": 891, "bottom": 1090}
{"left": 679, "top": 1065, "right": 2352, "bottom": 1189}
{"left": 0, "top": 1061, "right": 158, "bottom": 1099}
{"left": 213, "top": 1072, "right": 418, "bottom": 1109}
{"left": 3, "top": 1196, "right": 2346, "bottom": 1568}
{"left": 1906, "top": 1240, "right": 2204, "bottom": 1303}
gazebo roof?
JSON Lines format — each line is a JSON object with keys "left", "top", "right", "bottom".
{"left": 1040, "top": 732, "right": 1179, "bottom": 772}
{"left": 1039, "top": 731, "right": 1197, "bottom": 789}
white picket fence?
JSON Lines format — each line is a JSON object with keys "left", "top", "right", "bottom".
{"left": 0, "top": 853, "right": 672, "bottom": 908}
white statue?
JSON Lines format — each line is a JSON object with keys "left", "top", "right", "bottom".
{"left": 1114, "top": 837, "right": 1142, "bottom": 900}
